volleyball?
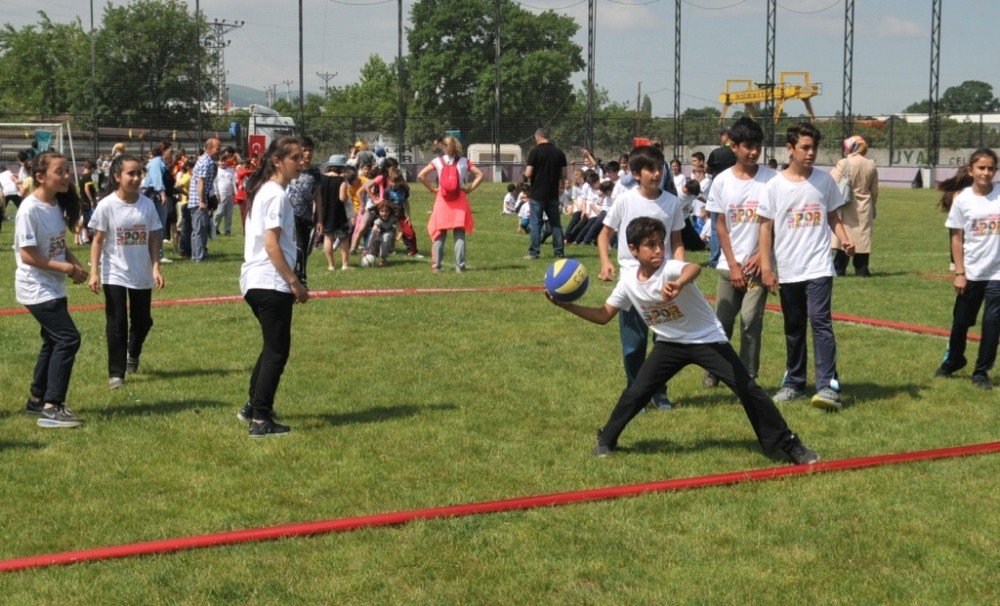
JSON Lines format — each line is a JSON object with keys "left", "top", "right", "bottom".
{"left": 361, "top": 253, "right": 376, "bottom": 268}
{"left": 544, "top": 258, "right": 589, "bottom": 302}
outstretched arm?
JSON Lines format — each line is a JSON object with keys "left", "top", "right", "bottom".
{"left": 546, "top": 292, "right": 619, "bottom": 325}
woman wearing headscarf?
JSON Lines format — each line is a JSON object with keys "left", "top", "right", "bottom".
{"left": 830, "top": 135, "right": 879, "bottom": 276}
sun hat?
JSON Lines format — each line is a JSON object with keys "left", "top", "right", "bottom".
{"left": 320, "top": 154, "right": 347, "bottom": 170}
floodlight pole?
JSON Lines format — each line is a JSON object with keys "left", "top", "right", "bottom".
{"left": 494, "top": 0, "right": 502, "bottom": 182}
{"left": 673, "top": 0, "right": 681, "bottom": 161}
{"left": 764, "top": 0, "right": 776, "bottom": 161}
{"left": 299, "top": 0, "right": 305, "bottom": 134}
{"left": 927, "top": 0, "right": 942, "bottom": 169}
{"left": 398, "top": 0, "right": 406, "bottom": 162}
{"left": 196, "top": 0, "right": 203, "bottom": 143}
{"left": 90, "top": 0, "right": 97, "bottom": 157}
{"left": 586, "top": 0, "right": 596, "bottom": 151}
{"left": 841, "top": 0, "right": 855, "bottom": 141}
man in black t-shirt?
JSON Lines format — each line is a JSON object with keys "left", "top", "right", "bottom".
{"left": 524, "top": 128, "right": 568, "bottom": 259}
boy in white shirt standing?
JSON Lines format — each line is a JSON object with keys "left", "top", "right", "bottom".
{"left": 703, "top": 117, "right": 776, "bottom": 389}
{"left": 598, "top": 145, "right": 685, "bottom": 409}
{"left": 550, "top": 217, "right": 819, "bottom": 464}
{"left": 758, "top": 122, "right": 854, "bottom": 410}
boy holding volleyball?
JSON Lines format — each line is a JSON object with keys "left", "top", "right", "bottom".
{"left": 549, "top": 217, "right": 819, "bottom": 465}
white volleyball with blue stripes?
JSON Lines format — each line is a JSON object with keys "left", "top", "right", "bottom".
{"left": 544, "top": 258, "right": 589, "bottom": 302}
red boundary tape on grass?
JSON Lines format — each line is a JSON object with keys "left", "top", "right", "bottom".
{"left": 0, "top": 286, "right": 979, "bottom": 341}
{"left": 1, "top": 441, "right": 996, "bottom": 573}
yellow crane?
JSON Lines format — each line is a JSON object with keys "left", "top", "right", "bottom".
{"left": 718, "top": 71, "right": 822, "bottom": 122}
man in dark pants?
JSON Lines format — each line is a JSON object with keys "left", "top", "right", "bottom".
{"left": 523, "top": 128, "right": 567, "bottom": 260}
{"left": 285, "top": 137, "right": 320, "bottom": 288}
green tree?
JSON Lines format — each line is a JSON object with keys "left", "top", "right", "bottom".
{"left": 0, "top": 12, "right": 90, "bottom": 116}
{"left": 406, "top": 0, "right": 583, "bottom": 145}
{"left": 93, "top": 0, "right": 211, "bottom": 129}
{"left": 904, "top": 80, "right": 1000, "bottom": 114}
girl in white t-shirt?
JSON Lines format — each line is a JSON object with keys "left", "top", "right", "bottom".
{"left": 15, "top": 152, "right": 89, "bottom": 428}
{"left": 237, "top": 136, "right": 309, "bottom": 438}
{"left": 670, "top": 158, "right": 687, "bottom": 196}
{"left": 935, "top": 148, "right": 1000, "bottom": 389}
{"left": 88, "top": 155, "right": 164, "bottom": 389}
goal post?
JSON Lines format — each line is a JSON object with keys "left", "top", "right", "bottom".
{"left": 0, "top": 121, "right": 77, "bottom": 169}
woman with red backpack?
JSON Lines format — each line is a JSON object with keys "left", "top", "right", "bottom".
{"left": 417, "top": 136, "right": 484, "bottom": 273}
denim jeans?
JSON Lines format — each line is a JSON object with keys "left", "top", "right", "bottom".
{"left": 528, "top": 198, "right": 564, "bottom": 258}
{"left": 619, "top": 305, "right": 668, "bottom": 404}
{"left": 942, "top": 279, "right": 1000, "bottom": 377}
{"left": 26, "top": 297, "right": 81, "bottom": 405}
{"left": 190, "top": 207, "right": 210, "bottom": 261}
{"left": 708, "top": 212, "right": 721, "bottom": 268}
{"left": 777, "top": 277, "right": 838, "bottom": 391}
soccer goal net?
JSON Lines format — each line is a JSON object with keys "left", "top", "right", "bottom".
{"left": 0, "top": 121, "right": 77, "bottom": 169}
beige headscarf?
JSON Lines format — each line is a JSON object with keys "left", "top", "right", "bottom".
{"left": 843, "top": 135, "right": 868, "bottom": 156}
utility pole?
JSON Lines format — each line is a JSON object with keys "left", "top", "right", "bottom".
{"left": 281, "top": 80, "right": 295, "bottom": 104}
{"left": 205, "top": 18, "right": 245, "bottom": 112}
{"left": 266, "top": 84, "right": 278, "bottom": 107}
{"left": 317, "top": 71, "right": 337, "bottom": 96}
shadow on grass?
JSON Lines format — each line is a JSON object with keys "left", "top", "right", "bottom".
{"left": 289, "top": 403, "right": 458, "bottom": 427}
{"left": 677, "top": 381, "right": 929, "bottom": 411}
{"left": 620, "top": 437, "right": 760, "bottom": 456}
{"left": 0, "top": 440, "right": 46, "bottom": 451}
{"left": 96, "top": 399, "right": 229, "bottom": 418}
{"left": 143, "top": 368, "right": 241, "bottom": 379}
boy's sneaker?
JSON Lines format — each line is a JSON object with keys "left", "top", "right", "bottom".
{"left": 702, "top": 371, "right": 719, "bottom": 388}
{"left": 126, "top": 356, "right": 139, "bottom": 374}
{"left": 109, "top": 377, "right": 124, "bottom": 390}
{"left": 811, "top": 387, "right": 843, "bottom": 411}
{"left": 248, "top": 418, "right": 291, "bottom": 438}
{"left": 593, "top": 429, "right": 613, "bottom": 457}
{"left": 971, "top": 374, "right": 993, "bottom": 390}
{"left": 773, "top": 386, "right": 807, "bottom": 403}
{"left": 37, "top": 405, "right": 84, "bottom": 428}
{"left": 25, "top": 398, "right": 45, "bottom": 417}
{"left": 238, "top": 402, "right": 280, "bottom": 422}
{"left": 592, "top": 443, "right": 613, "bottom": 457}
{"left": 782, "top": 440, "right": 820, "bottom": 465}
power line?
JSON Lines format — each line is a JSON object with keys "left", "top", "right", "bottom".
{"left": 776, "top": 0, "right": 839, "bottom": 15}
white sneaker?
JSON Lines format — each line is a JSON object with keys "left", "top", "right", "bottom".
{"left": 160, "top": 257, "right": 173, "bottom": 264}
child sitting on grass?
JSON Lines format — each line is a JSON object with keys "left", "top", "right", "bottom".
{"left": 365, "top": 202, "right": 397, "bottom": 267}
{"left": 548, "top": 216, "right": 819, "bottom": 465}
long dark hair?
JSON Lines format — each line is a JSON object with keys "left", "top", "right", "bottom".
{"left": 100, "top": 153, "right": 144, "bottom": 200}
{"left": 938, "top": 148, "right": 999, "bottom": 212}
{"left": 33, "top": 152, "right": 81, "bottom": 232}
{"left": 244, "top": 136, "right": 301, "bottom": 216}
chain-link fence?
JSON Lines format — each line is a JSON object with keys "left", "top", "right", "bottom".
{"left": 2, "top": 111, "right": 998, "bottom": 172}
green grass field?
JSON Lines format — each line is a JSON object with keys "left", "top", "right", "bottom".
{"left": 0, "top": 184, "right": 996, "bottom": 604}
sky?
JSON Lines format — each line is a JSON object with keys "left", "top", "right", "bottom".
{"left": 5, "top": 0, "right": 999, "bottom": 118}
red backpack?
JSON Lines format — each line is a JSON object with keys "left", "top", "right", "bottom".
{"left": 439, "top": 158, "right": 461, "bottom": 200}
